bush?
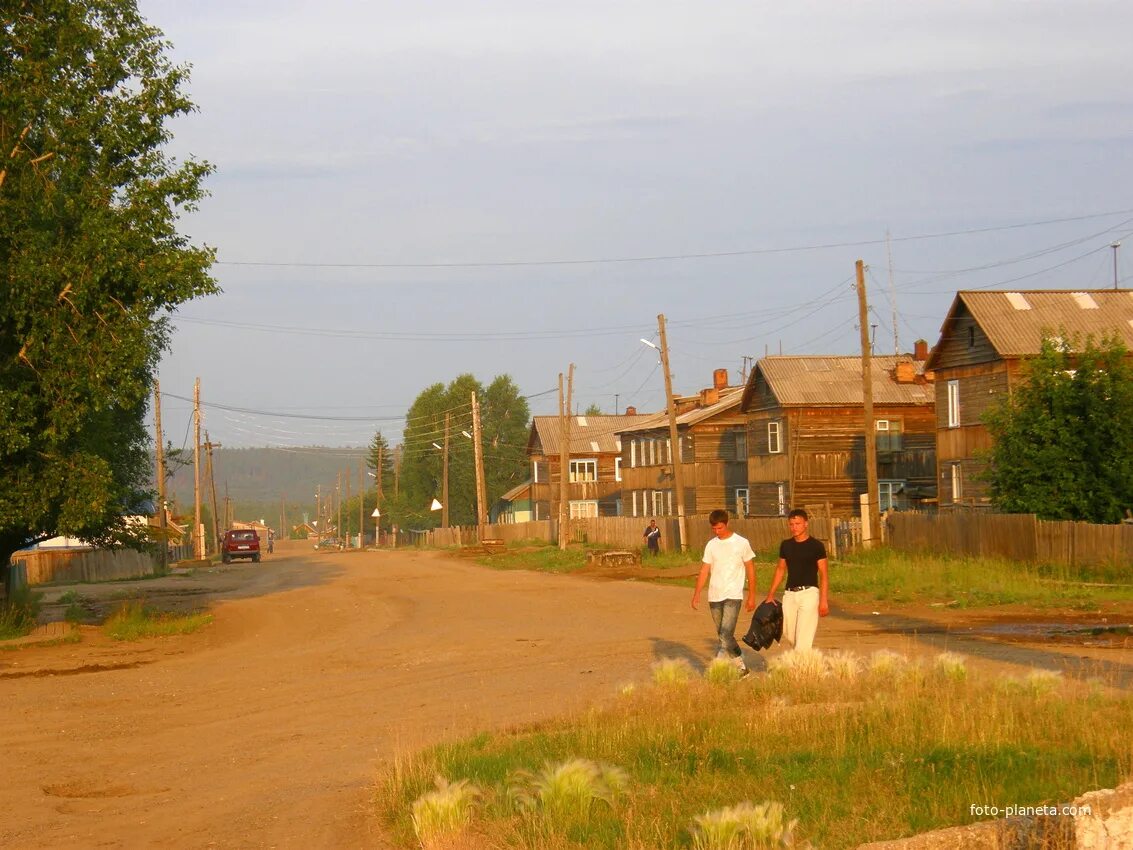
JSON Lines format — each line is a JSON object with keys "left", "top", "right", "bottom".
{"left": 0, "top": 585, "right": 42, "bottom": 639}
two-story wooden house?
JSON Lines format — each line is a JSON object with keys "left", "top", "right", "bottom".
{"left": 740, "top": 350, "right": 936, "bottom": 515}
{"left": 924, "top": 289, "right": 1133, "bottom": 507}
{"left": 616, "top": 369, "right": 749, "bottom": 518}
{"left": 526, "top": 413, "right": 648, "bottom": 520}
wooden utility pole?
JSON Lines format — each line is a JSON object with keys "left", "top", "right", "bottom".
{"left": 344, "top": 467, "right": 351, "bottom": 547}
{"left": 856, "top": 260, "right": 881, "bottom": 546}
{"left": 154, "top": 381, "right": 168, "bottom": 572}
{"left": 193, "top": 378, "right": 203, "bottom": 560}
{"left": 657, "top": 315, "right": 688, "bottom": 551}
{"left": 359, "top": 459, "right": 365, "bottom": 548}
{"left": 393, "top": 445, "right": 401, "bottom": 498}
{"left": 337, "top": 470, "right": 343, "bottom": 547}
{"left": 557, "top": 365, "right": 574, "bottom": 550}
{"left": 441, "top": 413, "right": 450, "bottom": 529}
{"left": 204, "top": 432, "right": 221, "bottom": 554}
{"left": 281, "top": 494, "right": 287, "bottom": 543}
{"left": 471, "top": 392, "right": 489, "bottom": 538}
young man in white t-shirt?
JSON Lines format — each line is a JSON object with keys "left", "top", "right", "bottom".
{"left": 691, "top": 509, "right": 757, "bottom": 674}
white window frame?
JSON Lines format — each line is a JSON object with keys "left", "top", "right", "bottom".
{"left": 532, "top": 460, "right": 540, "bottom": 483}
{"left": 652, "top": 490, "right": 667, "bottom": 516}
{"left": 568, "top": 459, "right": 597, "bottom": 483}
{"left": 614, "top": 457, "right": 622, "bottom": 482}
{"left": 569, "top": 500, "right": 598, "bottom": 519}
{"left": 879, "top": 480, "right": 904, "bottom": 512}
{"left": 947, "top": 380, "right": 960, "bottom": 428}
{"left": 666, "top": 438, "right": 672, "bottom": 464}
{"left": 776, "top": 483, "right": 787, "bottom": 516}
{"left": 735, "top": 487, "right": 749, "bottom": 517}
{"left": 768, "top": 420, "right": 782, "bottom": 454}
{"left": 631, "top": 490, "right": 638, "bottom": 517}
{"left": 629, "top": 440, "right": 636, "bottom": 468}
{"left": 951, "top": 463, "right": 963, "bottom": 504}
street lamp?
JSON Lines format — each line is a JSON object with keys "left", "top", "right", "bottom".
{"left": 640, "top": 319, "right": 688, "bottom": 551}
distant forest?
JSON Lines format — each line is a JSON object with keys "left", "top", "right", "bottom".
{"left": 165, "top": 446, "right": 371, "bottom": 532}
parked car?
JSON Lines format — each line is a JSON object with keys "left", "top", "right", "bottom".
{"left": 221, "top": 529, "right": 261, "bottom": 564}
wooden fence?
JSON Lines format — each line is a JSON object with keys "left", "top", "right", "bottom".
{"left": 887, "top": 511, "right": 1133, "bottom": 569}
{"left": 12, "top": 547, "right": 158, "bottom": 586}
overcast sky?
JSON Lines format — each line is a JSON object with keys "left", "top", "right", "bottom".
{"left": 145, "top": 0, "right": 1133, "bottom": 453}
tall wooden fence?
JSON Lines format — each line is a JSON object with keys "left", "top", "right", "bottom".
{"left": 12, "top": 547, "right": 158, "bottom": 586}
{"left": 887, "top": 511, "right": 1133, "bottom": 569}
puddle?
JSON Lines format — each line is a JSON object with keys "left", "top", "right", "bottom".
{"left": 975, "top": 623, "right": 1131, "bottom": 646}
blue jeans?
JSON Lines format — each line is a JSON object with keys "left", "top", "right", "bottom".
{"left": 709, "top": 599, "right": 743, "bottom": 660}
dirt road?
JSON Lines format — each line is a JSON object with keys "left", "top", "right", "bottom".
{"left": 2, "top": 542, "right": 1130, "bottom": 848}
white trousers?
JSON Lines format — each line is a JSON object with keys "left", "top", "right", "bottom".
{"left": 782, "top": 586, "right": 820, "bottom": 651}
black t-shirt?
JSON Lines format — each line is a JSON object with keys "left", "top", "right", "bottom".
{"left": 778, "top": 536, "right": 827, "bottom": 588}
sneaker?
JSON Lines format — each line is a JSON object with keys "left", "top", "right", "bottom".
{"left": 738, "top": 666, "right": 751, "bottom": 679}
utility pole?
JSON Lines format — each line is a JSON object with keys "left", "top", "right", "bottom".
{"left": 1113, "top": 242, "right": 1122, "bottom": 289}
{"left": 193, "top": 378, "right": 202, "bottom": 560}
{"left": 856, "top": 260, "right": 881, "bottom": 547}
{"left": 359, "top": 459, "right": 365, "bottom": 548}
{"left": 657, "top": 315, "right": 688, "bottom": 552}
{"left": 471, "top": 391, "right": 488, "bottom": 538}
{"left": 343, "top": 467, "right": 351, "bottom": 547}
{"left": 316, "top": 485, "right": 321, "bottom": 540}
{"left": 557, "top": 365, "right": 574, "bottom": 550}
{"left": 281, "top": 494, "right": 287, "bottom": 544}
{"left": 393, "top": 445, "right": 401, "bottom": 498}
{"left": 154, "top": 380, "right": 168, "bottom": 572}
{"left": 336, "top": 470, "right": 342, "bottom": 548}
{"left": 204, "top": 431, "right": 221, "bottom": 554}
{"left": 441, "top": 413, "right": 450, "bottom": 529}
{"left": 887, "top": 229, "right": 899, "bottom": 355}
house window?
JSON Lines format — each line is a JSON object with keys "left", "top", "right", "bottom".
{"left": 768, "top": 421, "right": 782, "bottom": 454}
{"left": 569, "top": 459, "right": 597, "bottom": 482}
{"left": 532, "top": 461, "right": 539, "bottom": 483}
{"left": 776, "top": 483, "right": 787, "bottom": 516}
{"left": 569, "top": 500, "right": 598, "bottom": 519}
{"left": 652, "top": 490, "right": 671, "bottom": 516}
{"left": 614, "top": 457, "right": 622, "bottom": 482}
{"left": 631, "top": 490, "right": 638, "bottom": 517}
{"left": 629, "top": 440, "right": 636, "bottom": 468}
{"left": 968, "top": 325, "right": 975, "bottom": 348}
{"left": 951, "top": 463, "right": 963, "bottom": 504}
{"left": 735, "top": 488, "right": 749, "bottom": 517}
{"left": 879, "top": 480, "right": 904, "bottom": 512}
{"left": 666, "top": 438, "right": 672, "bottom": 464}
{"left": 734, "top": 430, "right": 747, "bottom": 460}
{"left": 947, "top": 381, "right": 960, "bottom": 428}
{"left": 876, "top": 419, "right": 903, "bottom": 452}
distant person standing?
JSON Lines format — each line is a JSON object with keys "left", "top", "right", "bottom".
{"left": 643, "top": 519, "right": 661, "bottom": 555}
{"left": 764, "top": 509, "right": 829, "bottom": 651}
{"left": 691, "top": 509, "right": 756, "bottom": 674}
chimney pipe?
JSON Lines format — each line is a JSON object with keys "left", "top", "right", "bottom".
{"left": 914, "top": 339, "right": 929, "bottom": 361}
{"left": 625, "top": 406, "right": 637, "bottom": 416}
{"left": 713, "top": 368, "right": 728, "bottom": 389}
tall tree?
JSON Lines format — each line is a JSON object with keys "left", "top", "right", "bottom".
{"left": 983, "top": 333, "right": 1133, "bottom": 523}
{"left": 367, "top": 431, "right": 394, "bottom": 490}
{"left": 399, "top": 374, "right": 530, "bottom": 527}
{"left": 0, "top": 1, "right": 217, "bottom": 566}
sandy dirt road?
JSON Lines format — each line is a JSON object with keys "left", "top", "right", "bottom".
{"left": 2, "top": 542, "right": 1130, "bottom": 849}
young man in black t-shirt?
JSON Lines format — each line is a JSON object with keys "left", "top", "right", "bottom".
{"left": 764, "top": 509, "right": 829, "bottom": 651}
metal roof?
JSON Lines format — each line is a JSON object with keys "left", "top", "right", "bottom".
{"left": 528, "top": 413, "right": 649, "bottom": 455}
{"left": 927, "top": 290, "right": 1133, "bottom": 366}
{"left": 746, "top": 356, "right": 933, "bottom": 408}
{"left": 616, "top": 386, "right": 745, "bottom": 434}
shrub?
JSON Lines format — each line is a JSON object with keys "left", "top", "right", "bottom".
{"left": 652, "top": 657, "right": 694, "bottom": 686}
{"left": 0, "top": 586, "right": 42, "bottom": 639}
{"left": 410, "top": 776, "right": 481, "bottom": 847}
{"left": 690, "top": 800, "right": 804, "bottom": 849}
{"left": 706, "top": 658, "right": 744, "bottom": 685}
{"left": 508, "top": 758, "right": 627, "bottom": 829}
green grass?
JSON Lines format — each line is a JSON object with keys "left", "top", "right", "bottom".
{"left": 834, "top": 548, "right": 1133, "bottom": 608}
{"left": 374, "top": 649, "right": 1132, "bottom": 849}
{"left": 0, "top": 586, "right": 42, "bottom": 639}
{"left": 102, "top": 600, "right": 213, "bottom": 641}
{"left": 476, "top": 540, "right": 704, "bottom": 576}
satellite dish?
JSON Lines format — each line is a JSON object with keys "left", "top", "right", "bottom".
{"left": 371, "top": 508, "right": 381, "bottom": 517}
{"left": 430, "top": 498, "right": 443, "bottom": 511}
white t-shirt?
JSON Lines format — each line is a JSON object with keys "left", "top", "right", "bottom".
{"left": 702, "top": 532, "right": 755, "bottom": 602}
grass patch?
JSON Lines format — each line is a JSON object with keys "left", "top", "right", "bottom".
{"left": 476, "top": 540, "right": 704, "bottom": 576}
{"left": 833, "top": 548, "right": 1133, "bottom": 608}
{"left": 374, "top": 650, "right": 1132, "bottom": 849}
{"left": 102, "top": 600, "right": 212, "bottom": 641}
{"left": 0, "top": 586, "right": 42, "bottom": 639}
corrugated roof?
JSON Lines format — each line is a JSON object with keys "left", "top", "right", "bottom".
{"left": 616, "top": 386, "right": 745, "bottom": 434}
{"left": 934, "top": 290, "right": 1133, "bottom": 362}
{"left": 529, "top": 413, "right": 648, "bottom": 455}
{"left": 749, "top": 356, "right": 933, "bottom": 408}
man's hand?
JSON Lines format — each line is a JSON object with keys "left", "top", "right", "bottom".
{"left": 690, "top": 591, "right": 700, "bottom": 610}
{"left": 819, "top": 599, "right": 830, "bottom": 617}
{"left": 745, "top": 594, "right": 756, "bottom": 612}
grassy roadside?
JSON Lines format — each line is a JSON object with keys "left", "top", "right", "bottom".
{"left": 477, "top": 541, "right": 1133, "bottom": 610}
{"left": 375, "top": 649, "right": 1133, "bottom": 849}
{"left": 103, "top": 601, "right": 213, "bottom": 640}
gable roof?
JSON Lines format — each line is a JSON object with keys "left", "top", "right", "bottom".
{"left": 925, "top": 289, "right": 1133, "bottom": 369}
{"left": 616, "top": 386, "right": 745, "bottom": 435}
{"left": 741, "top": 355, "right": 933, "bottom": 410}
{"left": 528, "top": 414, "right": 648, "bottom": 456}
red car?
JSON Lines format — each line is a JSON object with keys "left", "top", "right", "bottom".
{"left": 221, "top": 529, "right": 261, "bottom": 564}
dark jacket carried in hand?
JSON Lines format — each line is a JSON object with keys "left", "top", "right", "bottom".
{"left": 742, "top": 600, "right": 783, "bottom": 651}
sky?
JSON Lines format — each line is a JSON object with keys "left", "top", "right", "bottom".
{"left": 144, "top": 0, "right": 1133, "bottom": 454}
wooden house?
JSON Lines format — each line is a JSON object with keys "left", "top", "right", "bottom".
{"left": 616, "top": 370, "right": 749, "bottom": 518}
{"left": 924, "top": 289, "right": 1133, "bottom": 507}
{"left": 740, "top": 350, "right": 936, "bottom": 515}
{"left": 526, "top": 413, "right": 649, "bottom": 520}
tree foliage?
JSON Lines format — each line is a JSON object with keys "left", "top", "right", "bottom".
{"left": 397, "top": 374, "right": 531, "bottom": 528}
{"left": 0, "top": 1, "right": 217, "bottom": 564}
{"left": 983, "top": 333, "right": 1133, "bottom": 523}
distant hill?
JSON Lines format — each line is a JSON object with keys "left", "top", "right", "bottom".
{"left": 165, "top": 446, "right": 371, "bottom": 530}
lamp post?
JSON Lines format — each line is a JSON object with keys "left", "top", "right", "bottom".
{"left": 642, "top": 318, "right": 688, "bottom": 552}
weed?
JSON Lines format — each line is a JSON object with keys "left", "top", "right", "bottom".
{"left": 933, "top": 652, "right": 968, "bottom": 682}
{"left": 57, "top": 590, "right": 83, "bottom": 604}
{"left": 706, "top": 658, "right": 744, "bottom": 685}
{"left": 103, "top": 600, "right": 212, "bottom": 641}
{"left": 768, "top": 649, "right": 827, "bottom": 685}
{"left": 0, "top": 586, "right": 42, "bottom": 639}
{"left": 691, "top": 800, "right": 803, "bottom": 849}
{"left": 508, "top": 758, "right": 627, "bottom": 829}
{"left": 652, "top": 656, "right": 693, "bottom": 686}
{"left": 824, "top": 650, "right": 862, "bottom": 683}
{"left": 410, "top": 776, "right": 481, "bottom": 847}
{"left": 64, "top": 602, "right": 86, "bottom": 624}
